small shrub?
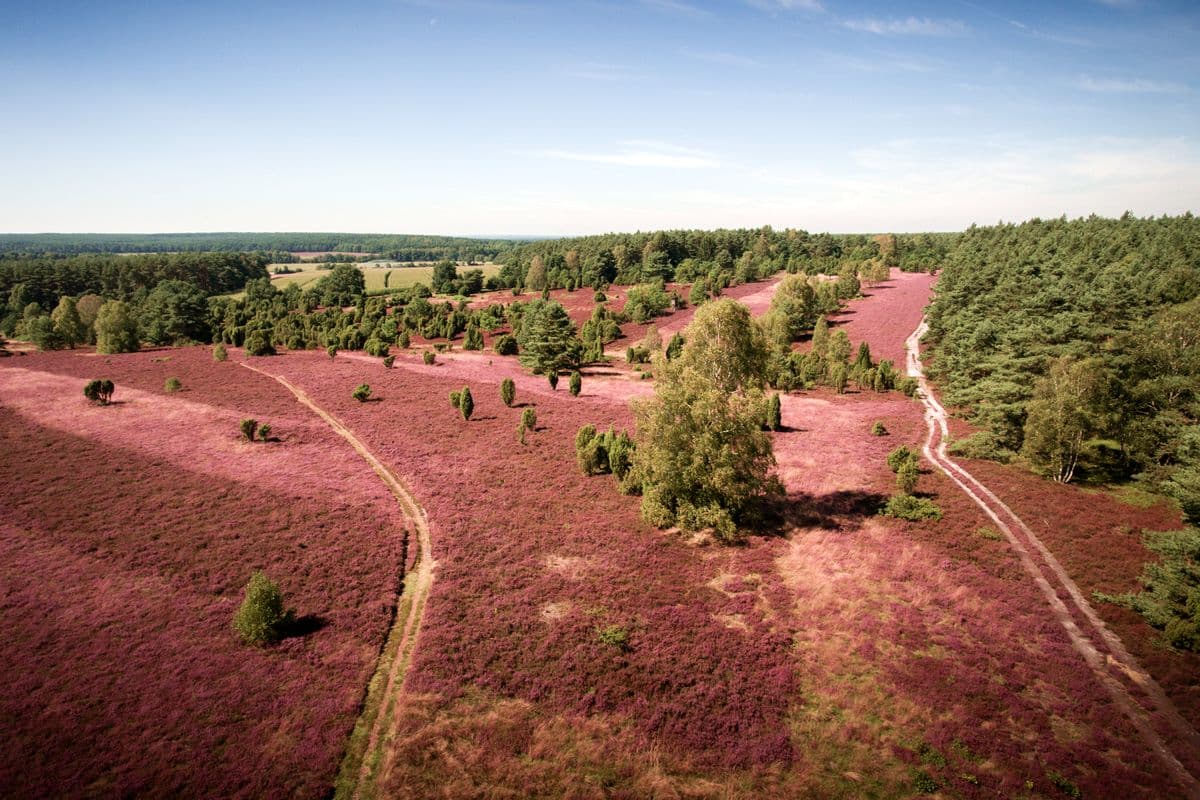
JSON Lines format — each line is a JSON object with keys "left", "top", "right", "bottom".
{"left": 569, "top": 370, "right": 582, "bottom": 397}
{"left": 548, "top": 371, "right": 559, "bottom": 390}
{"left": 871, "top": 421, "right": 888, "bottom": 436}
{"left": 897, "top": 376, "right": 919, "bottom": 397}
{"left": 459, "top": 386, "right": 474, "bottom": 420}
{"left": 327, "top": 345, "right": 338, "bottom": 360}
{"left": 766, "top": 393, "right": 782, "bottom": 431}
{"left": 240, "top": 418, "right": 259, "bottom": 441}
{"left": 164, "top": 377, "right": 182, "bottom": 393}
{"left": 449, "top": 390, "right": 462, "bottom": 408}
{"left": 665, "top": 332, "right": 685, "bottom": 361}
{"left": 493, "top": 334, "right": 518, "bottom": 356}
{"left": 213, "top": 343, "right": 228, "bottom": 362}
{"left": 258, "top": 423, "right": 272, "bottom": 441}
{"left": 596, "top": 625, "right": 629, "bottom": 650}
{"left": 233, "top": 571, "right": 293, "bottom": 645}
{"left": 383, "top": 354, "right": 395, "bottom": 369}
{"left": 397, "top": 330, "right": 411, "bottom": 348}
{"left": 896, "top": 461, "right": 920, "bottom": 495}
{"left": 521, "top": 407, "right": 537, "bottom": 431}
{"left": 593, "top": 291, "right": 607, "bottom": 303}
{"left": 881, "top": 493, "right": 943, "bottom": 521}
{"left": 500, "top": 377, "right": 516, "bottom": 407}
{"left": 422, "top": 350, "right": 435, "bottom": 365}
{"left": 352, "top": 384, "right": 372, "bottom": 402}
{"left": 1047, "top": 770, "right": 1082, "bottom": 799}
{"left": 947, "top": 431, "right": 1015, "bottom": 463}
{"left": 575, "top": 424, "right": 600, "bottom": 473}
{"left": 887, "top": 445, "right": 920, "bottom": 473}
{"left": 83, "top": 378, "right": 115, "bottom": 405}
{"left": 244, "top": 331, "right": 275, "bottom": 356}
{"left": 911, "top": 769, "right": 939, "bottom": 795}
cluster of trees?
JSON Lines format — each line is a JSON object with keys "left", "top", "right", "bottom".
{"left": 495, "top": 227, "right": 949, "bottom": 293}
{"left": 926, "top": 214, "right": 1198, "bottom": 494}
{"left": 926, "top": 213, "right": 1200, "bottom": 649}
{"left": 0, "top": 252, "right": 268, "bottom": 313}
{"left": 0, "top": 232, "right": 518, "bottom": 262}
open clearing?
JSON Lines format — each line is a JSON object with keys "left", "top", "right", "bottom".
{"left": 253, "top": 263, "right": 502, "bottom": 295}
{"left": 2, "top": 270, "right": 1197, "bottom": 797}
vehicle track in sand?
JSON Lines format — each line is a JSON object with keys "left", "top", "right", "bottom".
{"left": 905, "top": 320, "right": 1200, "bottom": 798}
{"left": 238, "top": 360, "right": 434, "bottom": 800}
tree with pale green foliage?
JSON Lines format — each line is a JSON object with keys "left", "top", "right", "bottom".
{"left": 51, "top": 296, "right": 86, "bottom": 349}
{"left": 1021, "top": 357, "right": 1103, "bottom": 483}
{"left": 633, "top": 300, "right": 779, "bottom": 542}
{"left": 94, "top": 300, "right": 139, "bottom": 354}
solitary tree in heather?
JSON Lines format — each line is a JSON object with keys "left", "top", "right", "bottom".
{"left": 500, "top": 377, "right": 516, "bottom": 407}
{"left": 569, "top": 370, "right": 582, "bottom": 396}
{"left": 352, "top": 384, "right": 372, "bottom": 402}
{"left": 213, "top": 343, "right": 228, "bottom": 362}
{"left": 233, "top": 571, "right": 293, "bottom": 645}
{"left": 522, "top": 407, "right": 537, "bottom": 431}
{"left": 240, "top": 418, "right": 259, "bottom": 441}
{"left": 459, "top": 386, "right": 474, "bottom": 420}
{"left": 634, "top": 300, "right": 778, "bottom": 542}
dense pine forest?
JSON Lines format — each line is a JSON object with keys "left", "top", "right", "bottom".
{"left": 0, "top": 232, "right": 519, "bottom": 262}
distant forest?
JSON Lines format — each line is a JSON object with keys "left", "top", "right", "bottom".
{"left": 0, "top": 232, "right": 520, "bottom": 262}
{"left": 494, "top": 228, "right": 955, "bottom": 290}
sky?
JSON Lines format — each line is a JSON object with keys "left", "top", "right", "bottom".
{"left": 2, "top": 0, "right": 1198, "bottom": 236}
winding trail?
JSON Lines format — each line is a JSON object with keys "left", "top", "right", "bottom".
{"left": 238, "top": 361, "right": 435, "bottom": 800}
{"left": 905, "top": 320, "right": 1200, "bottom": 798}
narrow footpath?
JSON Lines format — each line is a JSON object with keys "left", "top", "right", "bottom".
{"left": 238, "top": 361, "right": 435, "bottom": 800}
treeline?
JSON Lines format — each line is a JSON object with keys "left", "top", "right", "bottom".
{"left": 926, "top": 213, "right": 1200, "bottom": 648}
{"left": 0, "top": 232, "right": 521, "bottom": 262}
{"left": 494, "top": 227, "right": 954, "bottom": 291}
{"left": 1, "top": 252, "right": 269, "bottom": 330}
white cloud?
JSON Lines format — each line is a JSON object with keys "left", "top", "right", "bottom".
{"left": 536, "top": 141, "right": 722, "bottom": 169}
{"left": 680, "top": 48, "right": 763, "bottom": 68}
{"left": 1074, "top": 75, "right": 1187, "bottom": 94}
{"left": 842, "top": 17, "right": 968, "bottom": 36}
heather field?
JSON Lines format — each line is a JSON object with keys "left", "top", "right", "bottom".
{"left": 0, "top": 352, "right": 408, "bottom": 798}
{"left": 2, "top": 270, "right": 1197, "bottom": 798}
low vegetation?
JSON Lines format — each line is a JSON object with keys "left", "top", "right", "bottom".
{"left": 233, "top": 571, "right": 293, "bottom": 645}
{"left": 83, "top": 378, "right": 114, "bottom": 405}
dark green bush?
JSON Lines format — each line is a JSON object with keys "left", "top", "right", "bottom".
{"left": 493, "top": 334, "right": 518, "bottom": 355}
{"left": 213, "top": 343, "right": 228, "bottom": 362}
{"left": 240, "top": 418, "right": 258, "bottom": 441}
{"left": 871, "top": 421, "right": 888, "bottom": 436}
{"left": 422, "top": 350, "right": 435, "bottom": 365}
{"left": 352, "top": 384, "right": 372, "bottom": 402}
{"left": 383, "top": 355, "right": 395, "bottom": 369}
{"left": 244, "top": 331, "right": 275, "bottom": 356}
{"left": 897, "top": 461, "right": 920, "bottom": 495}
{"left": 521, "top": 407, "right": 537, "bottom": 431}
{"left": 569, "top": 370, "right": 582, "bottom": 396}
{"left": 459, "top": 386, "right": 474, "bottom": 420}
{"left": 164, "top": 377, "right": 181, "bottom": 393}
{"left": 888, "top": 445, "right": 920, "bottom": 473}
{"left": 83, "top": 378, "right": 115, "bottom": 405}
{"left": 500, "top": 377, "right": 516, "bottom": 407}
{"left": 881, "top": 494, "right": 943, "bottom": 521}
{"left": 233, "top": 571, "right": 293, "bottom": 645}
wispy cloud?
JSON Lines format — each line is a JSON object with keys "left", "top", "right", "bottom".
{"left": 744, "top": 0, "right": 824, "bottom": 12}
{"left": 536, "top": 140, "right": 722, "bottom": 169}
{"left": 640, "top": 0, "right": 711, "bottom": 18}
{"left": 680, "top": 48, "right": 763, "bottom": 68}
{"left": 842, "top": 17, "right": 968, "bottom": 36}
{"left": 1075, "top": 75, "right": 1188, "bottom": 94}
{"left": 562, "top": 62, "right": 640, "bottom": 81}
{"left": 1093, "top": 0, "right": 1139, "bottom": 8}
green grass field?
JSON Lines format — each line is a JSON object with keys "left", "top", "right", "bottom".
{"left": 229, "top": 263, "right": 502, "bottom": 297}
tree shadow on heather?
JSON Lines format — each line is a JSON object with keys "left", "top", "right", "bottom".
{"left": 759, "top": 489, "right": 888, "bottom": 534}
{"left": 278, "top": 613, "right": 328, "bottom": 640}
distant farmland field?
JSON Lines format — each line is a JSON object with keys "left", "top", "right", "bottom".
{"left": 255, "top": 263, "right": 502, "bottom": 295}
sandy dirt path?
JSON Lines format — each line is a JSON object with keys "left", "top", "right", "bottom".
{"left": 238, "top": 360, "right": 435, "bottom": 800}
{"left": 905, "top": 320, "right": 1200, "bottom": 798}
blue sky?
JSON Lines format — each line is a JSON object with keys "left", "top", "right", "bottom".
{"left": 2, "top": 0, "right": 1197, "bottom": 235}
